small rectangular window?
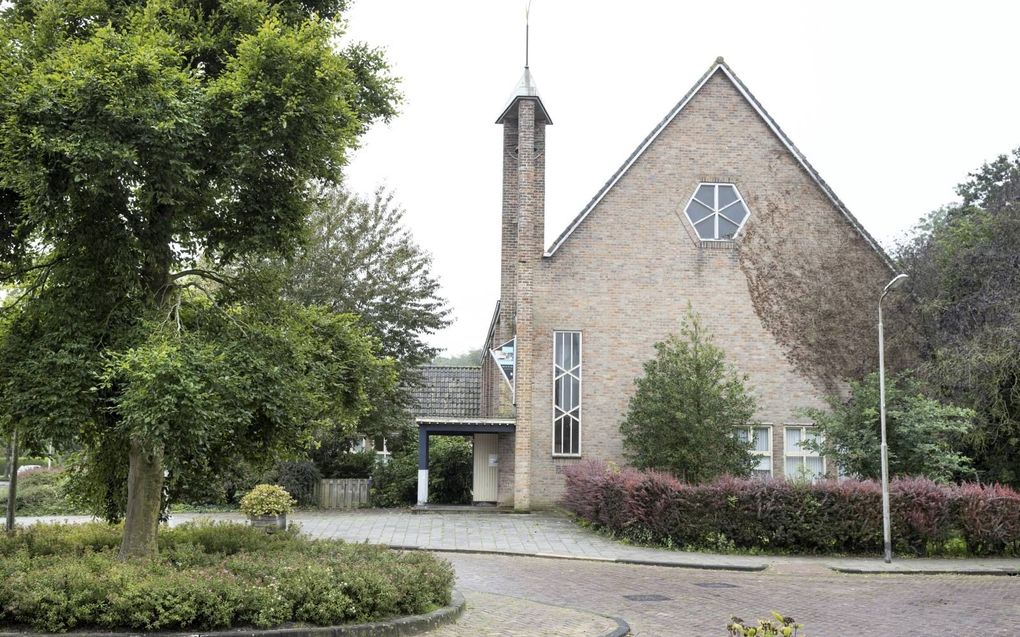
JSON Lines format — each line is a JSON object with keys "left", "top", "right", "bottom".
{"left": 784, "top": 426, "right": 825, "bottom": 480}
{"left": 735, "top": 425, "right": 772, "bottom": 477}
{"left": 553, "top": 331, "right": 581, "bottom": 456}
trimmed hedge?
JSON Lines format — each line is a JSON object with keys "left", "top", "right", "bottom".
{"left": 562, "top": 459, "right": 1020, "bottom": 556}
{"left": 0, "top": 522, "right": 454, "bottom": 633}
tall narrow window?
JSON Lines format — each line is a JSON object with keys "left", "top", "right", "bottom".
{"left": 553, "top": 331, "right": 582, "bottom": 456}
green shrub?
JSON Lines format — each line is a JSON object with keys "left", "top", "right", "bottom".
{"left": 239, "top": 484, "right": 295, "bottom": 517}
{"left": 0, "top": 522, "right": 455, "bottom": 632}
{"left": 0, "top": 469, "right": 89, "bottom": 516}
{"left": 427, "top": 436, "right": 472, "bottom": 505}
{"left": 729, "top": 612, "right": 805, "bottom": 636}
{"left": 272, "top": 460, "right": 321, "bottom": 506}
{"left": 317, "top": 450, "right": 377, "bottom": 479}
{"left": 371, "top": 436, "right": 473, "bottom": 506}
{"left": 371, "top": 451, "right": 418, "bottom": 507}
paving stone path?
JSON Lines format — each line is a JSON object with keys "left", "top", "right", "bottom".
{"left": 431, "top": 591, "right": 622, "bottom": 637}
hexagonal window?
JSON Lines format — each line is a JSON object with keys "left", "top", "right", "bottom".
{"left": 684, "top": 183, "right": 750, "bottom": 240}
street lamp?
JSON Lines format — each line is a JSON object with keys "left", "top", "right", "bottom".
{"left": 879, "top": 273, "right": 907, "bottom": 563}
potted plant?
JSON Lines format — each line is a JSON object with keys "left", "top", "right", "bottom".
{"left": 240, "top": 484, "right": 296, "bottom": 531}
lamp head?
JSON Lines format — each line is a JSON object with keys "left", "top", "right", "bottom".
{"left": 884, "top": 273, "right": 908, "bottom": 293}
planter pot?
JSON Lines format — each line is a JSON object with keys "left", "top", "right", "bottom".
{"left": 249, "top": 513, "right": 287, "bottom": 531}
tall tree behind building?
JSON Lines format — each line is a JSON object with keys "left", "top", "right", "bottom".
{"left": 897, "top": 148, "right": 1020, "bottom": 485}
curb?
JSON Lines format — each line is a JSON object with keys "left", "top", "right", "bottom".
{"left": 828, "top": 565, "right": 1020, "bottom": 577}
{"left": 600, "top": 617, "right": 632, "bottom": 637}
{"left": 0, "top": 590, "right": 466, "bottom": 637}
{"left": 388, "top": 544, "right": 768, "bottom": 572}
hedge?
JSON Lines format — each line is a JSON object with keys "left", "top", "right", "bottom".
{"left": 0, "top": 522, "right": 454, "bottom": 633}
{"left": 562, "top": 459, "right": 1020, "bottom": 556}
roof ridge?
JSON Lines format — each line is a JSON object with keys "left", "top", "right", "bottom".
{"left": 542, "top": 58, "right": 896, "bottom": 271}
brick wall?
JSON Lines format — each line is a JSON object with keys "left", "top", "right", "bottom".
{"left": 519, "top": 70, "right": 891, "bottom": 506}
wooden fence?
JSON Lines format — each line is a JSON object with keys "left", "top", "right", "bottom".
{"left": 315, "top": 478, "right": 370, "bottom": 509}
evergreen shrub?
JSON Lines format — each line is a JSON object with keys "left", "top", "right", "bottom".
{"left": 0, "top": 522, "right": 454, "bottom": 633}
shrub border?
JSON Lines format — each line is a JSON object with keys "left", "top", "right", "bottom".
{"left": 0, "top": 590, "right": 466, "bottom": 637}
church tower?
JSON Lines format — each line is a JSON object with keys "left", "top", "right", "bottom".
{"left": 495, "top": 68, "right": 551, "bottom": 511}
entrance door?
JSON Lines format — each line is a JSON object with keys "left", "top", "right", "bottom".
{"left": 472, "top": 433, "right": 498, "bottom": 503}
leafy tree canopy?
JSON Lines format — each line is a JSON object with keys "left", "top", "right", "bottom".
{"left": 620, "top": 311, "right": 757, "bottom": 483}
{"left": 284, "top": 186, "right": 449, "bottom": 368}
{"left": 800, "top": 372, "right": 975, "bottom": 482}
{"left": 282, "top": 186, "right": 449, "bottom": 446}
{"left": 897, "top": 147, "right": 1020, "bottom": 485}
{"left": 0, "top": 0, "right": 399, "bottom": 557}
{"left": 432, "top": 348, "right": 482, "bottom": 366}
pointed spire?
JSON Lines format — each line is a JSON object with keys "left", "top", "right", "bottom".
{"left": 495, "top": 2, "right": 552, "bottom": 125}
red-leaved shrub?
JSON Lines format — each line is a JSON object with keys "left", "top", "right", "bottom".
{"left": 561, "top": 459, "right": 1020, "bottom": 556}
{"left": 957, "top": 483, "right": 1020, "bottom": 555}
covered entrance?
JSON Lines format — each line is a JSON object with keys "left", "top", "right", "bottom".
{"left": 415, "top": 418, "right": 515, "bottom": 506}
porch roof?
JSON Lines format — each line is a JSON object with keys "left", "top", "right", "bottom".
{"left": 415, "top": 417, "right": 516, "bottom": 434}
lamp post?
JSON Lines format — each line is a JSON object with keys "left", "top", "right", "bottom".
{"left": 879, "top": 273, "right": 907, "bottom": 564}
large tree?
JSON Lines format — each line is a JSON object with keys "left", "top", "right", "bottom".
{"left": 897, "top": 148, "right": 1020, "bottom": 485}
{"left": 283, "top": 186, "right": 449, "bottom": 443}
{"left": 0, "top": 0, "right": 398, "bottom": 556}
{"left": 620, "top": 312, "right": 757, "bottom": 483}
{"left": 284, "top": 186, "right": 449, "bottom": 368}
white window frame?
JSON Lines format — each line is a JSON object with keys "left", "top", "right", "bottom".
{"left": 734, "top": 425, "right": 773, "bottom": 477}
{"left": 684, "top": 182, "right": 751, "bottom": 241}
{"left": 552, "top": 331, "right": 582, "bottom": 458}
{"left": 784, "top": 425, "right": 826, "bottom": 480}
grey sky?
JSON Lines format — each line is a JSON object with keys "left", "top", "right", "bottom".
{"left": 342, "top": 0, "right": 1020, "bottom": 356}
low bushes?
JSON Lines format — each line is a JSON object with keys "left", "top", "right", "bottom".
{"left": 0, "top": 469, "right": 88, "bottom": 516}
{"left": 0, "top": 521, "right": 454, "bottom": 633}
{"left": 562, "top": 459, "right": 1020, "bottom": 555}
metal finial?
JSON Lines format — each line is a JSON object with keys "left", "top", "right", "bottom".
{"left": 525, "top": 0, "right": 532, "bottom": 68}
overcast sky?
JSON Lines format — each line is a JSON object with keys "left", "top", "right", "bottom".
{"left": 340, "top": 0, "right": 1020, "bottom": 357}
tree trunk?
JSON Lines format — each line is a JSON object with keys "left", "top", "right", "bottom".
{"left": 119, "top": 439, "right": 165, "bottom": 559}
{"left": 119, "top": 204, "right": 173, "bottom": 560}
{"left": 5, "top": 431, "right": 18, "bottom": 533}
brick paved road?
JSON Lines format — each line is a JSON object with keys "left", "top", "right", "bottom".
{"left": 431, "top": 591, "right": 621, "bottom": 637}
{"left": 443, "top": 553, "right": 1020, "bottom": 636}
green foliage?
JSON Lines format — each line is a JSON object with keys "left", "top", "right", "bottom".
{"left": 268, "top": 460, "right": 321, "bottom": 506}
{"left": 0, "top": 0, "right": 400, "bottom": 550}
{"left": 431, "top": 348, "right": 483, "bottom": 366}
{"left": 370, "top": 435, "right": 474, "bottom": 506}
{"left": 370, "top": 449, "right": 418, "bottom": 508}
{"left": 0, "top": 522, "right": 454, "bottom": 632}
{"left": 283, "top": 186, "right": 451, "bottom": 445}
{"left": 427, "top": 436, "right": 472, "bottom": 505}
{"left": 285, "top": 186, "right": 449, "bottom": 369}
{"left": 800, "top": 372, "right": 974, "bottom": 481}
{"left": 619, "top": 311, "right": 758, "bottom": 482}
{"left": 896, "top": 148, "right": 1020, "bottom": 486}
{"left": 729, "top": 612, "right": 804, "bottom": 637}
{"left": 239, "top": 484, "right": 295, "bottom": 517}
{"left": 0, "top": 469, "right": 88, "bottom": 516}
{"left": 314, "top": 448, "right": 377, "bottom": 479}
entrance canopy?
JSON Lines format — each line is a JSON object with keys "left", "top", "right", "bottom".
{"left": 415, "top": 417, "right": 515, "bottom": 505}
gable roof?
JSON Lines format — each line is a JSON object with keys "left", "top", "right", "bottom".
{"left": 543, "top": 57, "right": 896, "bottom": 270}
{"left": 409, "top": 365, "right": 482, "bottom": 419}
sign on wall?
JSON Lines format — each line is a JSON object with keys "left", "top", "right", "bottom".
{"left": 490, "top": 337, "right": 516, "bottom": 401}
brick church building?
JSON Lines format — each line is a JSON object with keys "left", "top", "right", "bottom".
{"left": 413, "top": 58, "right": 894, "bottom": 510}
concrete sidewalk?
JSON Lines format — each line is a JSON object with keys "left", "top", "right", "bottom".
{"left": 17, "top": 510, "right": 1020, "bottom": 575}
